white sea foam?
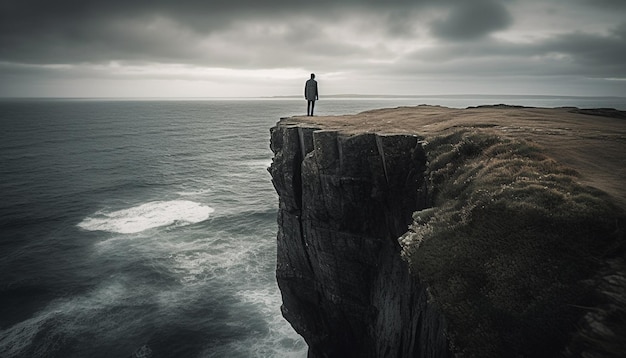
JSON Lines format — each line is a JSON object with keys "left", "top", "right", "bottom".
{"left": 78, "top": 200, "right": 214, "bottom": 234}
{"left": 0, "top": 281, "right": 135, "bottom": 358}
{"left": 241, "top": 159, "right": 273, "bottom": 170}
{"left": 215, "top": 287, "right": 307, "bottom": 357}
{"left": 167, "top": 236, "right": 258, "bottom": 285}
{"left": 0, "top": 310, "right": 50, "bottom": 357}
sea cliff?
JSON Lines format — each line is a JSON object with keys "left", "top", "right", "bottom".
{"left": 269, "top": 105, "right": 626, "bottom": 357}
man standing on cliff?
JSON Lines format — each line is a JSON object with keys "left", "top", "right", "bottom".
{"left": 304, "top": 73, "right": 319, "bottom": 116}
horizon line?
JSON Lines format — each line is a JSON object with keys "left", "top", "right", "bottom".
{"left": 1, "top": 93, "right": 625, "bottom": 100}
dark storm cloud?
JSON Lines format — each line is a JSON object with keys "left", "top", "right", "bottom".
{"left": 1, "top": 0, "right": 625, "bottom": 97}
{"left": 399, "top": 21, "right": 626, "bottom": 79}
{"left": 430, "top": 0, "right": 513, "bottom": 40}
{"left": 579, "top": 0, "right": 626, "bottom": 9}
{"left": 0, "top": 1, "right": 227, "bottom": 64}
{"left": 540, "top": 23, "right": 626, "bottom": 76}
{"left": 0, "top": 0, "right": 467, "bottom": 65}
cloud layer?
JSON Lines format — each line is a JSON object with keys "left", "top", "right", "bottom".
{"left": 0, "top": 0, "right": 625, "bottom": 96}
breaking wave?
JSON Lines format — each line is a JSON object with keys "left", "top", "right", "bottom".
{"left": 77, "top": 200, "right": 214, "bottom": 234}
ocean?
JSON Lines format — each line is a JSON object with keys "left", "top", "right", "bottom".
{"left": 1, "top": 96, "right": 624, "bottom": 358}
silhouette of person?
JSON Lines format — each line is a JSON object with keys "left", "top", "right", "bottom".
{"left": 304, "top": 73, "right": 319, "bottom": 116}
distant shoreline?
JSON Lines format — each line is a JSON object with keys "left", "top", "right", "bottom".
{"left": 268, "top": 94, "right": 626, "bottom": 100}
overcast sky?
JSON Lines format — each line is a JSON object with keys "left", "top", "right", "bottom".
{"left": 1, "top": 0, "right": 625, "bottom": 97}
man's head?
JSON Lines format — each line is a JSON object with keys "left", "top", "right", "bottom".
{"left": 310, "top": 73, "right": 315, "bottom": 79}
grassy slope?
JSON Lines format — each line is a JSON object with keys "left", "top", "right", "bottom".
{"left": 400, "top": 129, "right": 625, "bottom": 357}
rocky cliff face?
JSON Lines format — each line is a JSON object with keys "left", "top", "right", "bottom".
{"left": 269, "top": 107, "right": 626, "bottom": 358}
{"left": 269, "top": 123, "right": 451, "bottom": 358}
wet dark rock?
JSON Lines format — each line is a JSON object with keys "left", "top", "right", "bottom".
{"left": 269, "top": 123, "right": 451, "bottom": 358}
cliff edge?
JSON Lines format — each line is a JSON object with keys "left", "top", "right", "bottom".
{"left": 269, "top": 105, "right": 626, "bottom": 357}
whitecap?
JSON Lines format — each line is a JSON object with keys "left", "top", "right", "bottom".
{"left": 78, "top": 200, "right": 214, "bottom": 234}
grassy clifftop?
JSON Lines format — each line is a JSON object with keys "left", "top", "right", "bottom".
{"left": 280, "top": 105, "right": 626, "bottom": 357}
{"left": 399, "top": 128, "right": 625, "bottom": 356}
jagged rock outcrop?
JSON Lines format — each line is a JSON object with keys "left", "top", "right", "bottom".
{"left": 269, "top": 123, "right": 451, "bottom": 358}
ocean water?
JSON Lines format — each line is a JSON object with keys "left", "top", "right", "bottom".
{"left": 1, "top": 96, "right": 624, "bottom": 358}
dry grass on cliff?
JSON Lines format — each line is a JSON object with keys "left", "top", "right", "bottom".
{"left": 287, "top": 105, "right": 626, "bottom": 209}
{"left": 399, "top": 129, "right": 625, "bottom": 357}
